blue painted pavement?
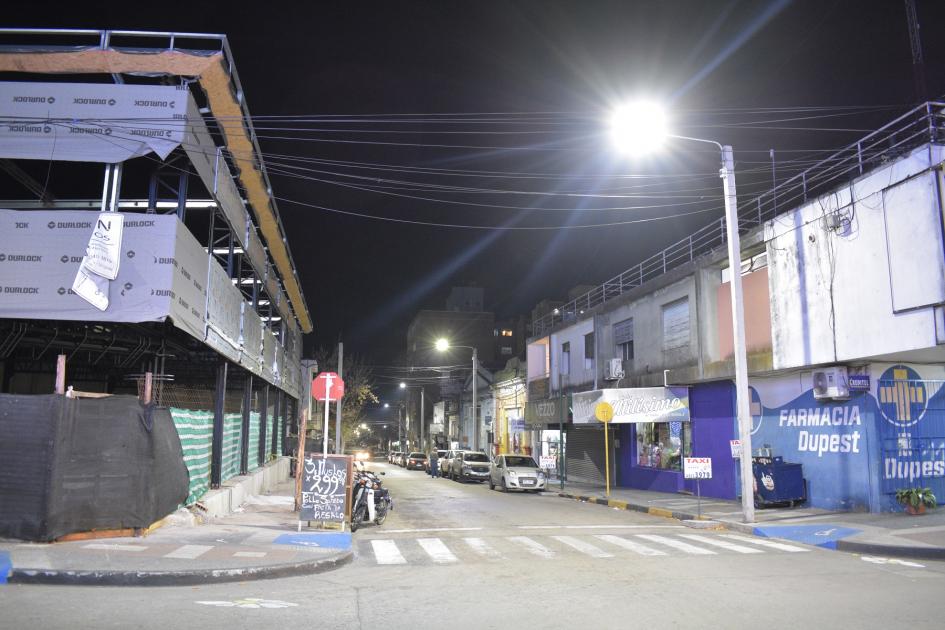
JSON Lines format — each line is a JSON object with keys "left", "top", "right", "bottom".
{"left": 0, "top": 551, "right": 11, "bottom": 584}
{"left": 273, "top": 532, "right": 352, "bottom": 550}
{"left": 753, "top": 524, "right": 861, "bottom": 549}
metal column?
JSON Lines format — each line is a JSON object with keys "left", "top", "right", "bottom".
{"left": 258, "top": 384, "right": 269, "bottom": 466}
{"left": 210, "top": 361, "right": 228, "bottom": 488}
{"left": 240, "top": 374, "right": 253, "bottom": 474}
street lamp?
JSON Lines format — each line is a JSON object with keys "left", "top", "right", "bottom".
{"left": 610, "top": 102, "right": 755, "bottom": 524}
{"left": 435, "top": 338, "right": 480, "bottom": 452}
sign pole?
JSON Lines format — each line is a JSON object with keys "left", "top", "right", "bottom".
{"left": 697, "top": 478, "right": 702, "bottom": 519}
{"left": 322, "top": 373, "right": 334, "bottom": 456}
{"left": 594, "top": 402, "right": 614, "bottom": 498}
{"left": 604, "top": 423, "right": 610, "bottom": 497}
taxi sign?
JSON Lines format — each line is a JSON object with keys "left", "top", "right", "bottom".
{"left": 594, "top": 402, "right": 614, "bottom": 423}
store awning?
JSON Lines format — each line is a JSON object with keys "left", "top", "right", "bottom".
{"left": 572, "top": 387, "right": 690, "bottom": 424}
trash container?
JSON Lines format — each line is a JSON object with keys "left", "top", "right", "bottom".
{"left": 752, "top": 455, "right": 807, "bottom": 508}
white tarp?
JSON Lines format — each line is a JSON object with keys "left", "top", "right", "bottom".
{"left": 71, "top": 212, "right": 125, "bottom": 311}
{"left": 0, "top": 210, "right": 174, "bottom": 322}
{"left": 167, "top": 221, "right": 209, "bottom": 341}
{"left": 0, "top": 82, "right": 187, "bottom": 163}
{"left": 205, "top": 256, "right": 244, "bottom": 363}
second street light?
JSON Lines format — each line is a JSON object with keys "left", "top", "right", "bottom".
{"left": 435, "top": 338, "right": 480, "bottom": 452}
{"left": 610, "top": 101, "right": 755, "bottom": 524}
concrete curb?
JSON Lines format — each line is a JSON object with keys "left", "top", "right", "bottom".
{"left": 555, "top": 491, "right": 945, "bottom": 560}
{"left": 7, "top": 550, "right": 353, "bottom": 587}
{"left": 835, "top": 540, "right": 945, "bottom": 561}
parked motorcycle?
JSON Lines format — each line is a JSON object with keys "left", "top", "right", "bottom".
{"left": 350, "top": 465, "right": 392, "bottom": 532}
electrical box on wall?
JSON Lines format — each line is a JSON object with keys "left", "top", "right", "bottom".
{"left": 812, "top": 366, "right": 850, "bottom": 400}
{"left": 604, "top": 358, "right": 625, "bottom": 381}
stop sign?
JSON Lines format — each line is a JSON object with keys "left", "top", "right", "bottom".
{"left": 312, "top": 372, "right": 345, "bottom": 401}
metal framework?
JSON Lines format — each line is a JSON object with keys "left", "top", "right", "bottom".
{"left": 531, "top": 102, "right": 945, "bottom": 337}
{"left": 0, "top": 27, "right": 311, "bottom": 332}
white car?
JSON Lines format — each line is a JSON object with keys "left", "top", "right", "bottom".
{"left": 489, "top": 454, "right": 546, "bottom": 492}
{"left": 439, "top": 449, "right": 464, "bottom": 478}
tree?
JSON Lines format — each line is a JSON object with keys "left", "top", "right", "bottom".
{"left": 313, "top": 346, "right": 378, "bottom": 452}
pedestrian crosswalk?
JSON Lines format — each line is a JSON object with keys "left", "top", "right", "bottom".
{"left": 357, "top": 532, "right": 809, "bottom": 566}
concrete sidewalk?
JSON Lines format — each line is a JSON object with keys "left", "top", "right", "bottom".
{"left": 0, "top": 480, "right": 352, "bottom": 586}
{"left": 548, "top": 479, "right": 945, "bottom": 560}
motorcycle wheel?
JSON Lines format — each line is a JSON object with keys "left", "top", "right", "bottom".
{"left": 351, "top": 505, "right": 366, "bottom": 532}
{"left": 374, "top": 503, "right": 388, "bottom": 525}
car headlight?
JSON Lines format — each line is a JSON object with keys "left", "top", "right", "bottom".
{"left": 508, "top": 470, "right": 517, "bottom": 477}
{"left": 462, "top": 465, "right": 470, "bottom": 472}
{"left": 537, "top": 472, "right": 545, "bottom": 480}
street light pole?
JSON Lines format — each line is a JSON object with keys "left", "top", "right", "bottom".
{"left": 420, "top": 386, "right": 426, "bottom": 452}
{"left": 472, "top": 347, "right": 479, "bottom": 451}
{"left": 609, "top": 105, "right": 754, "bottom": 523}
{"left": 720, "top": 144, "right": 756, "bottom": 524}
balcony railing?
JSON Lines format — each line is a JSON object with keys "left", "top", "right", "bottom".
{"left": 531, "top": 102, "right": 945, "bottom": 337}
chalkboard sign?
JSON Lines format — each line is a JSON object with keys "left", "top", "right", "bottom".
{"left": 299, "top": 454, "right": 352, "bottom": 523}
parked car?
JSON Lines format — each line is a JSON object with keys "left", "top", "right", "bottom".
{"left": 450, "top": 451, "right": 491, "bottom": 482}
{"left": 490, "top": 454, "right": 546, "bottom": 492}
{"left": 388, "top": 451, "right": 401, "bottom": 464}
{"left": 405, "top": 452, "right": 428, "bottom": 470}
{"left": 397, "top": 452, "right": 409, "bottom": 467}
{"left": 440, "top": 449, "right": 464, "bottom": 477}
{"left": 428, "top": 449, "right": 448, "bottom": 473}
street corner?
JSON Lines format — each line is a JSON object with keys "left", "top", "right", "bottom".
{"left": 752, "top": 524, "right": 861, "bottom": 549}
{"left": 0, "top": 551, "right": 11, "bottom": 584}
{"left": 273, "top": 532, "right": 352, "bottom": 551}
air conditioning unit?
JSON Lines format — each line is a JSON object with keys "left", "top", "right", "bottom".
{"left": 604, "top": 358, "right": 625, "bottom": 381}
{"left": 812, "top": 366, "right": 850, "bottom": 400}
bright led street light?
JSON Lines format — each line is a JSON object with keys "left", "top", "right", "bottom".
{"left": 609, "top": 100, "right": 669, "bottom": 155}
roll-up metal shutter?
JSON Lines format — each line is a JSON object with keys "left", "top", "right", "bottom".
{"left": 662, "top": 298, "right": 690, "bottom": 351}
{"left": 613, "top": 318, "right": 633, "bottom": 345}
{"left": 565, "top": 426, "right": 613, "bottom": 485}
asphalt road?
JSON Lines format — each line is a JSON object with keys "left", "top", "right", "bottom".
{"left": 3, "top": 460, "right": 944, "bottom": 629}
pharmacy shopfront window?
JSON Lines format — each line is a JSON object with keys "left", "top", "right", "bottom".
{"left": 636, "top": 421, "right": 691, "bottom": 471}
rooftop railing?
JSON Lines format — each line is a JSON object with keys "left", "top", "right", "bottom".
{"left": 531, "top": 102, "right": 944, "bottom": 338}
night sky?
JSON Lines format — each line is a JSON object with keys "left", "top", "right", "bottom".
{"left": 5, "top": 1, "right": 945, "bottom": 365}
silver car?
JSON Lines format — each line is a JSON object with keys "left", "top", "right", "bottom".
{"left": 450, "top": 451, "right": 491, "bottom": 482}
{"left": 489, "top": 454, "right": 546, "bottom": 492}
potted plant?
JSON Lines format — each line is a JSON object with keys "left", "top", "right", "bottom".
{"left": 895, "top": 487, "right": 937, "bottom": 515}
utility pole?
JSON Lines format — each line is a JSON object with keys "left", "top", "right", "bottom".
{"left": 420, "top": 386, "right": 426, "bottom": 452}
{"left": 334, "top": 342, "right": 343, "bottom": 453}
{"left": 472, "top": 347, "right": 479, "bottom": 451}
{"left": 721, "top": 145, "right": 755, "bottom": 524}
{"left": 904, "top": 0, "right": 927, "bottom": 102}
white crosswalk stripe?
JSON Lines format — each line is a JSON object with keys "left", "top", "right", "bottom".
{"left": 360, "top": 532, "right": 812, "bottom": 566}
{"left": 507, "top": 536, "right": 556, "bottom": 559}
{"left": 463, "top": 537, "right": 504, "bottom": 559}
{"left": 371, "top": 539, "right": 407, "bottom": 565}
{"left": 678, "top": 534, "right": 763, "bottom": 554}
{"left": 164, "top": 545, "right": 213, "bottom": 559}
{"left": 719, "top": 534, "right": 809, "bottom": 553}
{"left": 417, "top": 537, "right": 459, "bottom": 563}
{"left": 552, "top": 535, "right": 613, "bottom": 558}
{"left": 594, "top": 534, "right": 666, "bottom": 556}
{"left": 634, "top": 534, "right": 716, "bottom": 555}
